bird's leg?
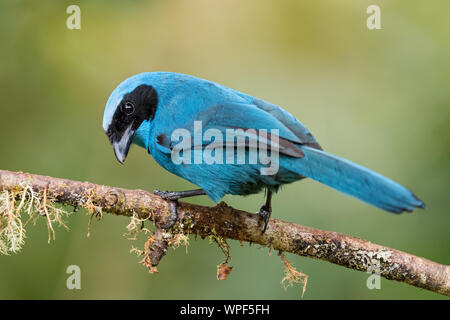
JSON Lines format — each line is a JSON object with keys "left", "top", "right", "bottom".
{"left": 153, "top": 189, "right": 206, "bottom": 229}
{"left": 257, "top": 189, "right": 273, "bottom": 233}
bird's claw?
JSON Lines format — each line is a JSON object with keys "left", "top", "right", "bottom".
{"left": 257, "top": 205, "right": 272, "bottom": 233}
{"left": 154, "top": 188, "right": 205, "bottom": 229}
{"left": 154, "top": 190, "right": 180, "bottom": 229}
{"left": 159, "top": 200, "right": 179, "bottom": 229}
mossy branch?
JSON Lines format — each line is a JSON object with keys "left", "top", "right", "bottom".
{"left": 0, "top": 169, "right": 448, "bottom": 296}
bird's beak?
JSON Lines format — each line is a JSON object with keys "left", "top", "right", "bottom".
{"left": 112, "top": 125, "right": 135, "bottom": 164}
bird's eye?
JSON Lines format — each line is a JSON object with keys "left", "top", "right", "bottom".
{"left": 122, "top": 102, "right": 135, "bottom": 115}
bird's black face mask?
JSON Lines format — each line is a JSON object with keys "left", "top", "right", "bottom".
{"left": 106, "top": 84, "right": 158, "bottom": 164}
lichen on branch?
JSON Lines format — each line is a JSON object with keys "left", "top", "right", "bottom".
{"left": 0, "top": 169, "right": 449, "bottom": 297}
{"left": 0, "top": 184, "right": 70, "bottom": 254}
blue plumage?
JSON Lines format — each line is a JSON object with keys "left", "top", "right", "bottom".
{"left": 103, "top": 72, "right": 424, "bottom": 229}
{"left": 283, "top": 146, "right": 424, "bottom": 213}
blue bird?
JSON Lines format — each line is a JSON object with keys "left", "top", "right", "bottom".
{"left": 103, "top": 72, "right": 425, "bottom": 231}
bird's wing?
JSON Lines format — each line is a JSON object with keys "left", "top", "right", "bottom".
{"left": 250, "top": 97, "right": 322, "bottom": 150}
{"left": 155, "top": 102, "right": 310, "bottom": 158}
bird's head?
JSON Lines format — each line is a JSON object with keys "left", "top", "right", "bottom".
{"left": 103, "top": 73, "right": 158, "bottom": 164}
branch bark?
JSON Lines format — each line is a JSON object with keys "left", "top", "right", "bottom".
{"left": 0, "top": 169, "right": 448, "bottom": 296}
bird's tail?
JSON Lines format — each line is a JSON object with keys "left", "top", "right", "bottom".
{"left": 283, "top": 146, "right": 425, "bottom": 213}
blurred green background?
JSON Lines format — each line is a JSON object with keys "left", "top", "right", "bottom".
{"left": 0, "top": 0, "right": 449, "bottom": 299}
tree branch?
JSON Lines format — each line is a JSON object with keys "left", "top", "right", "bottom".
{"left": 0, "top": 169, "right": 448, "bottom": 296}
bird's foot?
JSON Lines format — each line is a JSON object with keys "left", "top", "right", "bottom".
{"left": 161, "top": 200, "right": 179, "bottom": 229}
{"left": 154, "top": 190, "right": 181, "bottom": 229}
{"left": 154, "top": 188, "right": 206, "bottom": 229}
{"left": 257, "top": 205, "right": 272, "bottom": 233}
